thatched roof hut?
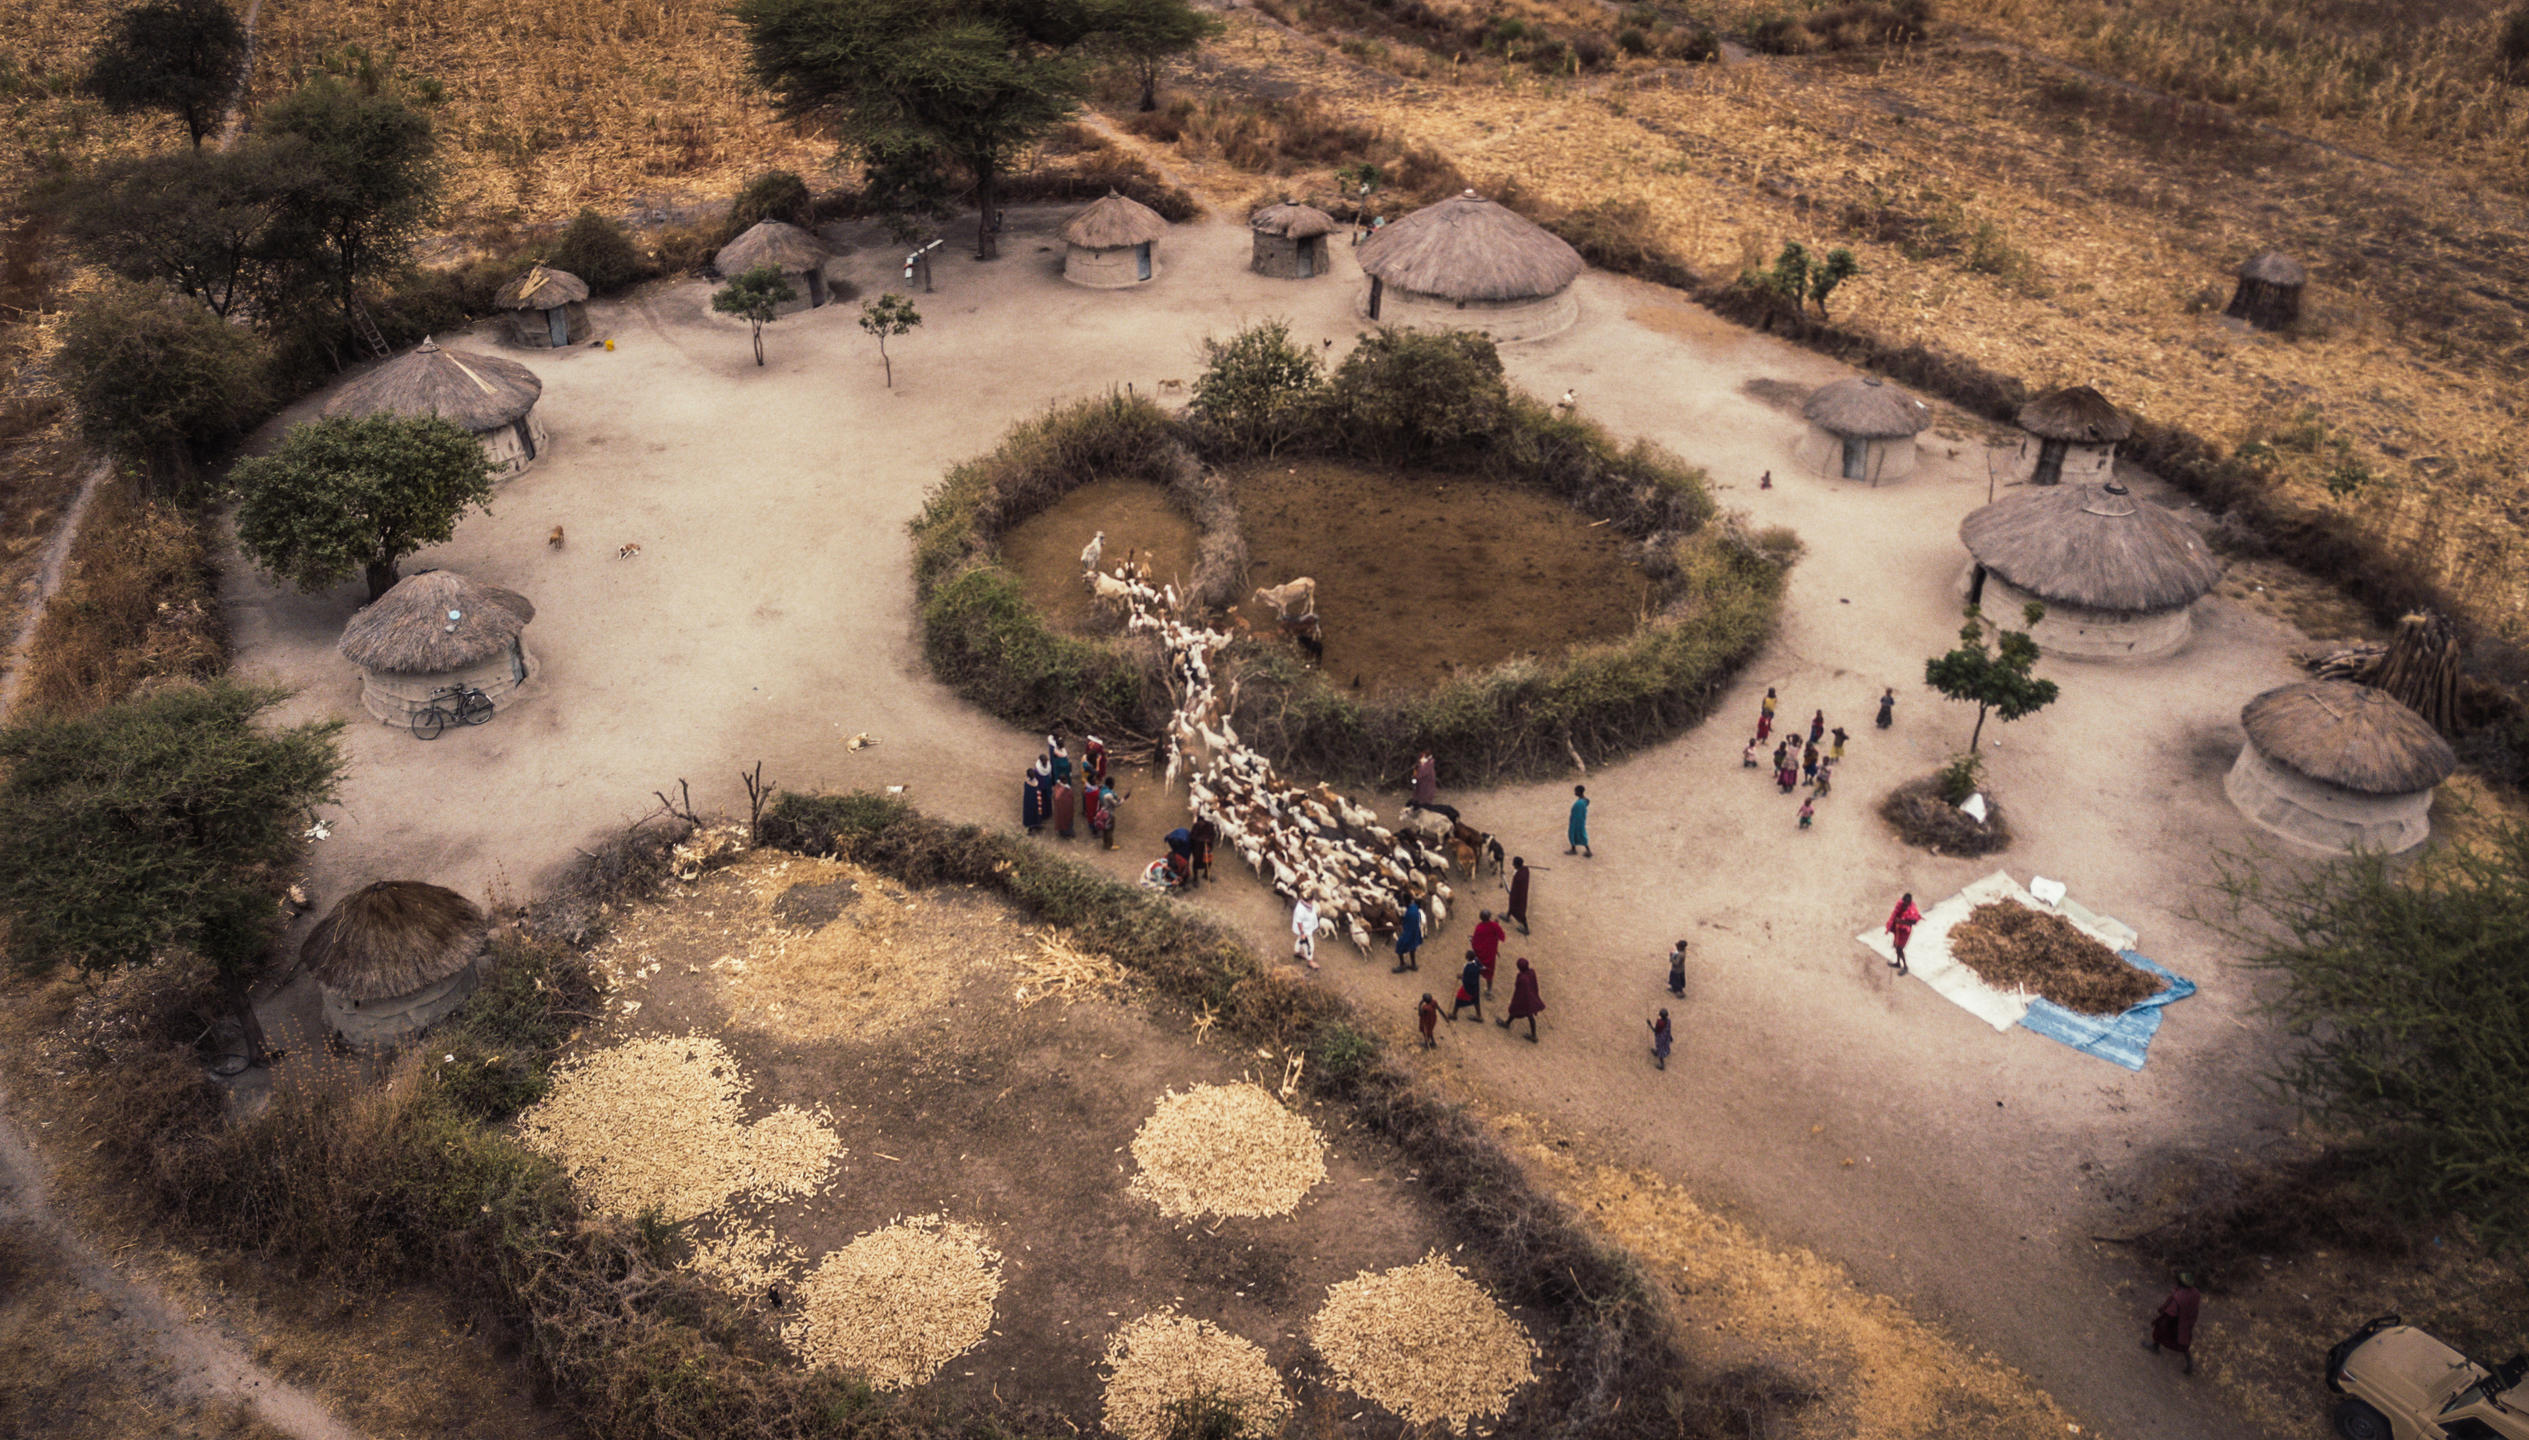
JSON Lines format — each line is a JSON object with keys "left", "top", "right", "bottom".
{"left": 338, "top": 570, "right": 536, "bottom": 726}
{"left": 2012, "top": 385, "right": 2132, "bottom": 485}
{"left": 1250, "top": 201, "right": 1336, "bottom": 279}
{"left": 1060, "top": 192, "right": 1169, "bottom": 288}
{"left": 2226, "top": 251, "right": 2305, "bottom": 331}
{"left": 301, "top": 881, "right": 490, "bottom": 1047}
{"left": 493, "top": 263, "right": 591, "bottom": 348}
{"left": 1800, "top": 376, "right": 1930, "bottom": 483}
{"left": 324, "top": 339, "right": 549, "bottom": 476}
{"left": 1957, "top": 479, "right": 2221, "bottom": 660}
{"left": 714, "top": 220, "right": 833, "bottom": 311}
{"left": 1356, "top": 190, "right": 1584, "bottom": 342}
{"left": 2227, "top": 679, "right": 2455, "bottom": 853}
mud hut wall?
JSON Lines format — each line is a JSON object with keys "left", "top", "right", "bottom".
{"left": 1960, "top": 565, "right": 2194, "bottom": 662}
{"left": 357, "top": 639, "right": 535, "bottom": 724}
{"left": 476, "top": 411, "right": 548, "bottom": 477}
{"left": 1796, "top": 425, "right": 1919, "bottom": 485}
{"left": 2225, "top": 277, "right": 2301, "bottom": 331}
{"left": 1064, "top": 243, "right": 1157, "bottom": 288}
{"left": 505, "top": 302, "right": 590, "bottom": 348}
{"left": 2224, "top": 741, "right": 2433, "bottom": 853}
{"left": 1354, "top": 282, "right": 1578, "bottom": 344}
{"left": 1251, "top": 231, "right": 1328, "bottom": 279}
{"left": 322, "top": 961, "right": 484, "bottom": 1049}
{"left": 2005, "top": 437, "right": 2117, "bottom": 486}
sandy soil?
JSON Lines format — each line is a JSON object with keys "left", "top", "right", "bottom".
{"left": 1004, "top": 478, "right": 1203, "bottom": 637}
{"left": 228, "top": 211, "right": 2331, "bottom": 1438}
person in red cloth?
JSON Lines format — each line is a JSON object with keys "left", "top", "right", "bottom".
{"left": 1505, "top": 859, "right": 1533, "bottom": 935}
{"left": 2144, "top": 1274, "right": 2202, "bottom": 1375}
{"left": 1496, "top": 957, "right": 1545, "bottom": 1042}
{"left": 1188, "top": 815, "right": 1218, "bottom": 886}
{"left": 1756, "top": 708, "right": 1774, "bottom": 742}
{"left": 1082, "top": 734, "right": 1108, "bottom": 787}
{"left": 1051, "top": 777, "right": 1076, "bottom": 839}
{"left": 1470, "top": 909, "right": 1506, "bottom": 994}
{"left": 1418, "top": 994, "right": 1441, "bottom": 1048}
{"left": 1884, "top": 892, "right": 1922, "bottom": 974}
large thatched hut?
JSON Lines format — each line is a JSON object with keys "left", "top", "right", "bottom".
{"left": 1061, "top": 191, "right": 1169, "bottom": 287}
{"left": 339, "top": 570, "right": 535, "bottom": 725}
{"left": 494, "top": 263, "right": 590, "bottom": 348}
{"left": 1801, "top": 377, "right": 1931, "bottom": 484}
{"left": 1250, "top": 201, "right": 1336, "bottom": 279}
{"left": 303, "top": 881, "right": 489, "bottom": 1048}
{"left": 714, "top": 220, "right": 833, "bottom": 311}
{"left": 2226, "top": 252, "right": 2305, "bottom": 332}
{"left": 1957, "top": 479, "right": 2223, "bottom": 660}
{"left": 324, "top": 339, "right": 547, "bottom": 476}
{"left": 1356, "top": 190, "right": 1584, "bottom": 343}
{"left": 2014, "top": 385, "right": 2130, "bottom": 485}
{"left": 2226, "top": 680, "right": 2455, "bottom": 853}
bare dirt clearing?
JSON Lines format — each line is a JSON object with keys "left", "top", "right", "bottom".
{"left": 1004, "top": 478, "right": 1202, "bottom": 638}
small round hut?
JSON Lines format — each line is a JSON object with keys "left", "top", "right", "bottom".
{"left": 2225, "top": 252, "right": 2305, "bottom": 332}
{"left": 302, "top": 881, "right": 489, "bottom": 1049}
{"left": 493, "top": 263, "right": 590, "bottom": 348}
{"left": 1801, "top": 377, "right": 1931, "bottom": 484}
{"left": 1060, "top": 191, "right": 1169, "bottom": 287}
{"left": 714, "top": 220, "right": 833, "bottom": 311}
{"left": 2226, "top": 680, "right": 2455, "bottom": 853}
{"left": 2014, "top": 385, "right": 2130, "bottom": 485}
{"left": 1250, "top": 201, "right": 1336, "bottom": 279}
{"left": 324, "top": 339, "right": 547, "bottom": 476}
{"left": 339, "top": 569, "right": 535, "bottom": 725}
{"left": 1957, "top": 480, "right": 2223, "bottom": 661}
{"left": 1356, "top": 190, "right": 1584, "bottom": 343}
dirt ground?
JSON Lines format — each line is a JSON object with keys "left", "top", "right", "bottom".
{"left": 1231, "top": 460, "right": 1644, "bottom": 694}
{"left": 225, "top": 211, "right": 2345, "bottom": 1439}
{"left": 1004, "top": 478, "right": 1203, "bottom": 638}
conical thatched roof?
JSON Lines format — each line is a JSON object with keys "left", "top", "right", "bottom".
{"left": 325, "top": 339, "right": 542, "bottom": 432}
{"left": 493, "top": 263, "right": 589, "bottom": 310}
{"left": 1061, "top": 191, "right": 1168, "bottom": 249}
{"left": 1252, "top": 201, "right": 1335, "bottom": 239}
{"left": 2242, "top": 679, "right": 2456, "bottom": 795}
{"left": 2237, "top": 251, "right": 2306, "bottom": 285}
{"left": 1803, "top": 376, "right": 1930, "bottom": 439}
{"left": 303, "top": 881, "right": 487, "bottom": 1002}
{"left": 714, "top": 220, "right": 829, "bottom": 276}
{"left": 2017, "top": 385, "right": 2132, "bottom": 444}
{"left": 339, "top": 569, "right": 534, "bottom": 674}
{"left": 1960, "top": 480, "right": 2223, "bottom": 613}
{"left": 1357, "top": 190, "right": 1583, "bottom": 303}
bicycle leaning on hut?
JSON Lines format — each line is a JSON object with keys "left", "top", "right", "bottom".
{"left": 410, "top": 684, "right": 494, "bottom": 740}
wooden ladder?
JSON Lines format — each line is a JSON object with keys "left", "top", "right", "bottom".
{"left": 349, "top": 302, "right": 391, "bottom": 359}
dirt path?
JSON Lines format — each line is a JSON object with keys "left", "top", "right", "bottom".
{"left": 0, "top": 456, "right": 106, "bottom": 719}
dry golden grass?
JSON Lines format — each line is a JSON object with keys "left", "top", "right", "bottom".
{"left": 15, "top": 475, "right": 225, "bottom": 718}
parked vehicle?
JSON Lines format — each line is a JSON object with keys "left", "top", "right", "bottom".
{"left": 2325, "top": 1315, "right": 2528, "bottom": 1440}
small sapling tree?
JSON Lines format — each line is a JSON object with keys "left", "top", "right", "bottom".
{"left": 82, "top": 0, "right": 247, "bottom": 150}
{"left": 230, "top": 413, "right": 495, "bottom": 601}
{"left": 858, "top": 292, "right": 922, "bottom": 386}
{"left": 1189, "top": 318, "right": 1324, "bottom": 456}
{"left": 1808, "top": 246, "right": 1861, "bottom": 318}
{"left": 714, "top": 263, "right": 796, "bottom": 366}
{"left": 1924, "top": 602, "right": 2058, "bottom": 751}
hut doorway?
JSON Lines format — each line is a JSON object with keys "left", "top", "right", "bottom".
{"left": 1134, "top": 243, "right": 1152, "bottom": 281}
{"left": 508, "top": 640, "right": 528, "bottom": 684}
{"left": 546, "top": 308, "right": 570, "bottom": 347}
{"left": 513, "top": 419, "right": 538, "bottom": 463}
{"left": 806, "top": 271, "right": 829, "bottom": 307}
{"left": 1968, "top": 564, "right": 1988, "bottom": 608}
{"left": 1367, "top": 277, "right": 1384, "bottom": 319}
{"left": 2032, "top": 438, "right": 2068, "bottom": 486}
{"left": 1296, "top": 242, "right": 1316, "bottom": 279}
{"left": 1841, "top": 437, "right": 1867, "bottom": 481}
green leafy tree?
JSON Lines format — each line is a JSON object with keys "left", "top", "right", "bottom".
{"left": 230, "top": 414, "right": 494, "bottom": 601}
{"left": 0, "top": 681, "right": 343, "bottom": 982}
{"left": 713, "top": 263, "right": 798, "bottom": 366}
{"left": 548, "top": 206, "right": 646, "bottom": 293}
{"left": 1923, "top": 602, "right": 2059, "bottom": 751}
{"left": 56, "top": 284, "right": 272, "bottom": 487}
{"left": 1088, "top": 0, "right": 1223, "bottom": 111}
{"left": 51, "top": 144, "right": 302, "bottom": 318}
{"left": 82, "top": 0, "right": 246, "bottom": 150}
{"left": 857, "top": 291, "right": 922, "bottom": 386}
{"left": 1327, "top": 326, "right": 1509, "bottom": 464}
{"left": 1809, "top": 245, "right": 1861, "bottom": 318}
{"left": 260, "top": 77, "right": 441, "bottom": 322}
{"left": 1189, "top": 318, "right": 1325, "bottom": 456}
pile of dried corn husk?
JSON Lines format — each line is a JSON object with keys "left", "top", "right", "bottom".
{"left": 1101, "top": 1311, "right": 1290, "bottom": 1440}
{"left": 686, "top": 1223, "right": 804, "bottom": 1299}
{"left": 782, "top": 1216, "right": 1002, "bottom": 1389}
{"left": 1309, "top": 1255, "right": 1536, "bottom": 1427}
{"left": 1129, "top": 1082, "right": 1327, "bottom": 1220}
{"left": 1017, "top": 929, "right": 1124, "bottom": 1007}
{"left": 516, "top": 1033, "right": 841, "bottom": 1221}
{"left": 1948, "top": 901, "right": 2158, "bottom": 1015}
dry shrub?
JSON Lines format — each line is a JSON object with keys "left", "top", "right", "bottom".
{"left": 16, "top": 480, "right": 224, "bottom": 718}
{"left": 1947, "top": 900, "right": 2159, "bottom": 1014}
{"left": 1163, "top": 96, "right": 1466, "bottom": 206}
{"left": 1876, "top": 775, "right": 2012, "bottom": 856}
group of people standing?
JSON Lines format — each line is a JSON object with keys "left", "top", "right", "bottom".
{"left": 1020, "top": 732, "right": 1126, "bottom": 850}
{"left": 1416, "top": 905, "right": 1548, "bottom": 1045}
{"left": 1744, "top": 688, "right": 1856, "bottom": 830}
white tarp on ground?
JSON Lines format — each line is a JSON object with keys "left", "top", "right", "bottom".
{"left": 1854, "top": 870, "right": 2140, "bottom": 1031}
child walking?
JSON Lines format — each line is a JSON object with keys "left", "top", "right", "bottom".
{"left": 1647, "top": 1009, "right": 1673, "bottom": 1070}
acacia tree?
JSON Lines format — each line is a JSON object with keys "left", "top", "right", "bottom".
{"left": 858, "top": 292, "right": 922, "bottom": 386}
{"left": 714, "top": 264, "right": 797, "bottom": 366}
{"left": 230, "top": 414, "right": 494, "bottom": 601}
{"left": 56, "top": 283, "right": 272, "bottom": 488}
{"left": 1089, "top": 0, "right": 1223, "bottom": 111}
{"left": 83, "top": 0, "right": 247, "bottom": 150}
{"left": 260, "top": 77, "right": 440, "bottom": 322}
{"left": 52, "top": 144, "right": 303, "bottom": 319}
{"left": 1924, "top": 603, "right": 2059, "bottom": 751}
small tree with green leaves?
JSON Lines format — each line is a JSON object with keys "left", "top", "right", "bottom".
{"left": 1924, "top": 602, "right": 2059, "bottom": 751}
{"left": 713, "top": 263, "right": 796, "bottom": 366}
{"left": 57, "top": 283, "right": 272, "bottom": 489}
{"left": 857, "top": 291, "right": 922, "bottom": 386}
{"left": 82, "top": 0, "right": 247, "bottom": 150}
{"left": 1189, "top": 318, "right": 1325, "bottom": 456}
{"left": 1326, "top": 326, "right": 1509, "bottom": 464}
{"left": 549, "top": 206, "right": 646, "bottom": 293}
{"left": 230, "top": 414, "right": 495, "bottom": 601}
{"left": 728, "top": 169, "right": 813, "bottom": 232}
{"left": 1808, "top": 246, "right": 1861, "bottom": 318}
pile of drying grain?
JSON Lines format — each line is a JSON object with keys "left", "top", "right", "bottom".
{"left": 686, "top": 1223, "right": 804, "bottom": 1298}
{"left": 1101, "top": 1311, "right": 1291, "bottom": 1440}
{"left": 1129, "top": 1082, "right": 1327, "bottom": 1220}
{"left": 1309, "top": 1255, "right": 1537, "bottom": 1428}
{"left": 516, "top": 1033, "right": 842, "bottom": 1221}
{"left": 1947, "top": 901, "right": 2159, "bottom": 1015}
{"left": 782, "top": 1216, "right": 1003, "bottom": 1389}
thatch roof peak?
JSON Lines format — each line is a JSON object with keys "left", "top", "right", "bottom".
{"left": 339, "top": 569, "right": 534, "bottom": 673}
{"left": 1803, "top": 376, "right": 1931, "bottom": 438}
{"left": 1061, "top": 190, "right": 1168, "bottom": 249}
{"left": 302, "top": 881, "right": 487, "bottom": 1002}
{"left": 494, "top": 264, "right": 590, "bottom": 310}
{"left": 2237, "top": 251, "right": 2306, "bottom": 285}
{"left": 714, "top": 220, "right": 829, "bottom": 277}
{"left": 1356, "top": 190, "right": 1583, "bottom": 303}
{"left": 325, "top": 340, "right": 542, "bottom": 432}
{"left": 1960, "top": 480, "right": 2223, "bottom": 613}
{"left": 1251, "top": 201, "right": 1335, "bottom": 239}
{"left": 2017, "top": 385, "right": 2131, "bottom": 443}
{"left": 2242, "top": 679, "right": 2455, "bottom": 795}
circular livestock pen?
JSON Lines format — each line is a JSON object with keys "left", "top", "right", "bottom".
{"left": 2226, "top": 680, "right": 2454, "bottom": 853}
{"left": 1355, "top": 191, "right": 1584, "bottom": 344}
{"left": 1957, "top": 480, "right": 2222, "bottom": 661}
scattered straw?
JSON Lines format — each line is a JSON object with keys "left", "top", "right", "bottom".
{"left": 1129, "top": 1083, "right": 1327, "bottom": 1220}
{"left": 1308, "top": 1255, "right": 1536, "bottom": 1428}
{"left": 687, "top": 1223, "right": 805, "bottom": 1298}
{"left": 1948, "top": 901, "right": 2159, "bottom": 1015}
{"left": 516, "top": 1033, "right": 842, "bottom": 1221}
{"left": 1101, "top": 1311, "right": 1291, "bottom": 1440}
{"left": 1017, "top": 928, "right": 1125, "bottom": 1007}
{"left": 783, "top": 1216, "right": 1003, "bottom": 1389}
